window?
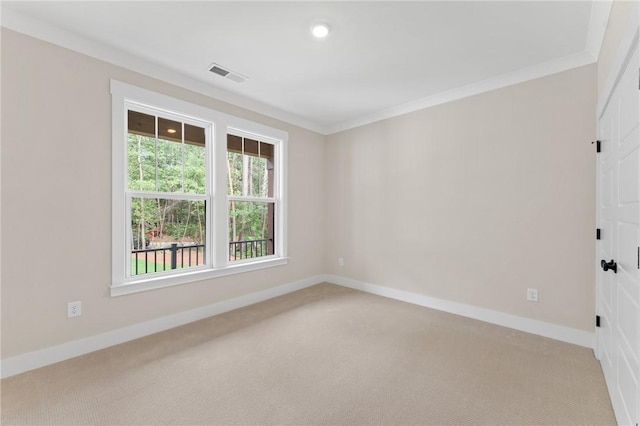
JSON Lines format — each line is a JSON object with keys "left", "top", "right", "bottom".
{"left": 227, "top": 133, "right": 275, "bottom": 261}
{"left": 127, "top": 108, "right": 210, "bottom": 277}
{"left": 111, "top": 81, "right": 287, "bottom": 296}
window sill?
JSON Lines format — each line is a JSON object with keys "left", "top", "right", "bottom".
{"left": 111, "top": 257, "right": 289, "bottom": 297}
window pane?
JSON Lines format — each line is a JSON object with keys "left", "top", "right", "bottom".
{"left": 128, "top": 111, "right": 206, "bottom": 194}
{"left": 127, "top": 111, "right": 156, "bottom": 191}
{"left": 227, "top": 135, "right": 273, "bottom": 198}
{"left": 228, "top": 201, "right": 274, "bottom": 261}
{"left": 156, "top": 117, "right": 183, "bottom": 192}
{"left": 249, "top": 155, "right": 269, "bottom": 198}
{"left": 130, "top": 197, "right": 206, "bottom": 276}
{"left": 227, "top": 150, "right": 243, "bottom": 196}
{"left": 184, "top": 124, "right": 206, "bottom": 194}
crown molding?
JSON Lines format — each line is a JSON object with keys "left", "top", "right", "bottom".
{"left": 326, "top": 50, "right": 597, "bottom": 135}
{"left": 585, "top": 0, "right": 614, "bottom": 59}
{"left": 321, "top": 0, "right": 612, "bottom": 135}
{"left": 2, "top": 2, "right": 610, "bottom": 137}
{"left": 0, "top": 7, "right": 327, "bottom": 135}
{"left": 597, "top": 1, "right": 639, "bottom": 117}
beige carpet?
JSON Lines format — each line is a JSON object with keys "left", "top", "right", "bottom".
{"left": 1, "top": 283, "right": 615, "bottom": 425}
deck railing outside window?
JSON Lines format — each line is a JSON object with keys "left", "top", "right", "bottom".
{"left": 131, "top": 239, "right": 273, "bottom": 275}
{"left": 228, "top": 238, "right": 272, "bottom": 261}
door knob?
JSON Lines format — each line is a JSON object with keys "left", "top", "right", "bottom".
{"left": 601, "top": 259, "right": 617, "bottom": 273}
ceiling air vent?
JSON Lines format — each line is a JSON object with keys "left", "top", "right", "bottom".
{"left": 208, "top": 63, "right": 247, "bottom": 83}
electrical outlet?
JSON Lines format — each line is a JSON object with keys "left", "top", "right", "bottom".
{"left": 67, "top": 301, "right": 82, "bottom": 318}
{"left": 338, "top": 257, "right": 344, "bottom": 267}
{"left": 527, "top": 288, "right": 539, "bottom": 302}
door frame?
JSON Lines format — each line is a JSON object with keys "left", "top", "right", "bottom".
{"left": 595, "top": 4, "right": 640, "bottom": 425}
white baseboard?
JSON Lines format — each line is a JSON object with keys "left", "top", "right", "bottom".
{"left": 1, "top": 273, "right": 595, "bottom": 378}
{"left": 1, "top": 275, "right": 325, "bottom": 379}
{"left": 325, "top": 274, "right": 595, "bottom": 348}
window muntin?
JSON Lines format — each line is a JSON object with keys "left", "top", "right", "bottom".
{"left": 127, "top": 110, "right": 206, "bottom": 194}
{"left": 227, "top": 134, "right": 276, "bottom": 262}
{"left": 111, "top": 80, "right": 288, "bottom": 295}
{"left": 129, "top": 197, "right": 207, "bottom": 276}
{"left": 228, "top": 201, "right": 275, "bottom": 260}
{"left": 126, "top": 105, "right": 210, "bottom": 278}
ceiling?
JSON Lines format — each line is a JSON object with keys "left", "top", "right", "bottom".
{"left": 1, "top": 1, "right": 609, "bottom": 134}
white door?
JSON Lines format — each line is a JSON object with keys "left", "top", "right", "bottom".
{"left": 596, "top": 32, "right": 640, "bottom": 426}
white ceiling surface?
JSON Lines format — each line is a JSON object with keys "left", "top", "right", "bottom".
{"left": 2, "top": 1, "right": 608, "bottom": 135}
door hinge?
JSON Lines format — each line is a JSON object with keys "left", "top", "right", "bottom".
{"left": 596, "top": 140, "right": 601, "bottom": 152}
{"left": 596, "top": 315, "right": 601, "bottom": 328}
{"left": 637, "top": 247, "right": 639, "bottom": 269}
{"left": 596, "top": 229, "right": 601, "bottom": 240}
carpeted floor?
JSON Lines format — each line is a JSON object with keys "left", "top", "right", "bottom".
{"left": 1, "top": 283, "right": 615, "bottom": 425}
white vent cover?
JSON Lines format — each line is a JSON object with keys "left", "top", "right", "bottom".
{"left": 208, "top": 63, "right": 247, "bottom": 83}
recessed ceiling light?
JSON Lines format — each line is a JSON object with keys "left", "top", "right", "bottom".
{"left": 167, "top": 128, "right": 177, "bottom": 134}
{"left": 311, "top": 23, "right": 330, "bottom": 39}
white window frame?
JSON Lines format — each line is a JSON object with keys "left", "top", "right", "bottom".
{"left": 226, "top": 127, "right": 282, "bottom": 265}
{"left": 111, "top": 80, "right": 288, "bottom": 297}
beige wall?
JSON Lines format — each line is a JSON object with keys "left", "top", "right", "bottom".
{"left": 597, "top": 0, "right": 635, "bottom": 96}
{"left": 325, "top": 64, "right": 597, "bottom": 331}
{"left": 2, "top": 4, "right": 625, "bottom": 360}
{"left": 0, "top": 29, "right": 326, "bottom": 358}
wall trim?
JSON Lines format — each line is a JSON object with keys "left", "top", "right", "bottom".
{"left": 1, "top": 5, "right": 609, "bottom": 137}
{"left": 0, "top": 275, "right": 325, "bottom": 379}
{"left": 326, "top": 51, "right": 596, "bottom": 135}
{"left": 325, "top": 275, "right": 595, "bottom": 349}
{"left": 597, "top": 1, "right": 639, "bottom": 118}
{"left": 585, "top": 0, "right": 614, "bottom": 59}
{"left": 0, "top": 8, "right": 325, "bottom": 135}
{"left": 2, "top": 273, "right": 597, "bottom": 378}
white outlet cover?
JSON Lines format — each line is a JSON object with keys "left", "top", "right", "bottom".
{"left": 67, "top": 301, "right": 82, "bottom": 318}
{"left": 527, "top": 288, "right": 539, "bottom": 302}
